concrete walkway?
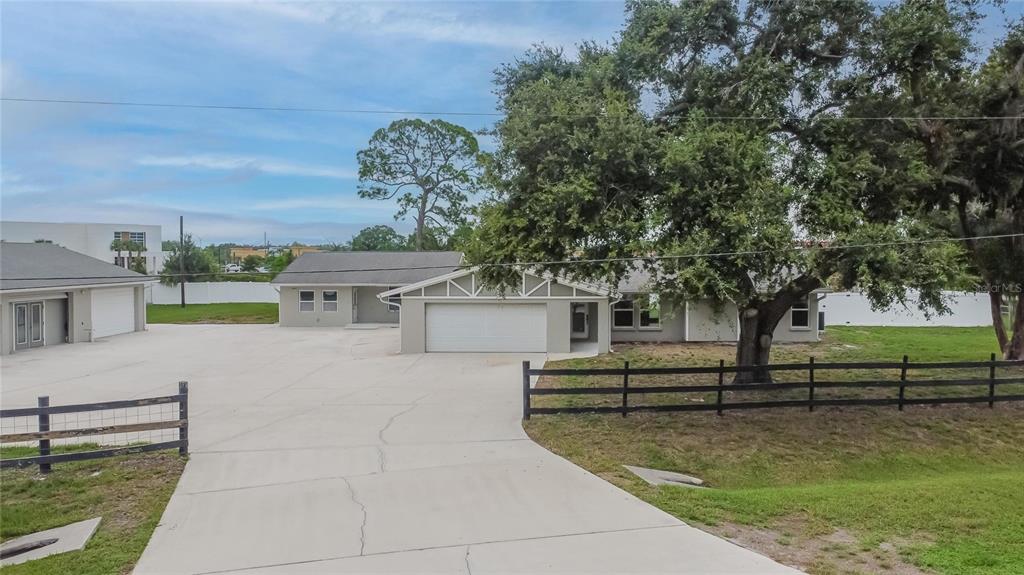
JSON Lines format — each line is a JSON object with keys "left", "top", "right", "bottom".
{"left": 1, "top": 325, "right": 800, "bottom": 574}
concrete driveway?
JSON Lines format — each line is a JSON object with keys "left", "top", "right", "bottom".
{"left": 1, "top": 325, "right": 799, "bottom": 574}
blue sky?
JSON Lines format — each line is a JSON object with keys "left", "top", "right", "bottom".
{"left": 1, "top": 1, "right": 1020, "bottom": 246}
{"left": 1, "top": 1, "right": 625, "bottom": 245}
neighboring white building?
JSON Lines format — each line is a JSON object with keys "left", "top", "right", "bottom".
{"left": 819, "top": 291, "right": 993, "bottom": 327}
{"left": 0, "top": 220, "right": 165, "bottom": 273}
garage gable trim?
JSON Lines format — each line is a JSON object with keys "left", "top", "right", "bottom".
{"left": 378, "top": 268, "right": 613, "bottom": 301}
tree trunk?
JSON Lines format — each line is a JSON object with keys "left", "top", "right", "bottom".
{"left": 735, "top": 307, "right": 777, "bottom": 383}
{"left": 415, "top": 190, "right": 429, "bottom": 251}
{"left": 1006, "top": 296, "right": 1024, "bottom": 360}
{"left": 990, "top": 290, "right": 1010, "bottom": 353}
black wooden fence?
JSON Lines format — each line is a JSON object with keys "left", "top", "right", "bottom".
{"left": 522, "top": 356, "right": 1024, "bottom": 419}
{"left": 0, "top": 382, "right": 189, "bottom": 473}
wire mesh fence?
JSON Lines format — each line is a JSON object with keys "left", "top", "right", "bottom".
{"left": 0, "top": 382, "right": 188, "bottom": 472}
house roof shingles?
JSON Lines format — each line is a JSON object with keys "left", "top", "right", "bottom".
{"left": 271, "top": 251, "right": 464, "bottom": 286}
{"left": 1, "top": 242, "right": 147, "bottom": 291}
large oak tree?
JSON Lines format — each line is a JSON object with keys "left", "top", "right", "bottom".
{"left": 858, "top": 1, "right": 1024, "bottom": 358}
{"left": 472, "top": 0, "right": 974, "bottom": 379}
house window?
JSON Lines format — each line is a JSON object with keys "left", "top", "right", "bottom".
{"left": 639, "top": 294, "right": 661, "bottom": 330}
{"left": 322, "top": 290, "right": 338, "bottom": 312}
{"left": 791, "top": 296, "right": 810, "bottom": 329}
{"left": 299, "top": 290, "right": 315, "bottom": 312}
{"left": 613, "top": 298, "right": 634, "bottom": 329}
{"left": 386, "top": 286, "right": 401, "bottom": 312}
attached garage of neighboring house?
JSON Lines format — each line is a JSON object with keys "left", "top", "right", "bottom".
{"left": 378, "top": 268, "right": 613, "bottom": 354}
{"left": 0, "top": 242, "right": 149, "bottom": 355}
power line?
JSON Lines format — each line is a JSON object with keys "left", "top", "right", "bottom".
{"left": 4, "top": 233, "right": 1019, "bottom": 282}
{"left": 2, "top": 97, "right": 1021, "bottom": 122}
{"left": 0, "top": 97, "right": 501, "bottom": 117}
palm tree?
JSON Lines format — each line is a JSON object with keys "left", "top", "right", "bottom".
{"left": 123, "top": 241, "right": 147, "bottom": 273}
{"left": 110, "top": 239, "right": 127, "bottom": 268}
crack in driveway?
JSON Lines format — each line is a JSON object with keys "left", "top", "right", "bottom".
{"left": 340, "top": 477, "right": 368, "bottom": 556}
{"left": 377, "top": 404, "right": 418, "bottom": 445}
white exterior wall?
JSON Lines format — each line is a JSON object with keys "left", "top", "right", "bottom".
{"left": 820, "top": 291, "right": 993, "bottom": 327}
{"left": 148, "top": 282, "right": 278, "bottom": 304}
{"left": 0, "top": 221, "right": 165, "bottom": 273}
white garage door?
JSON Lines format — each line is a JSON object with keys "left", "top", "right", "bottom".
{"left": 425, "top": 303, "right": 546, "bottom": 352}
{"left": 91, "top": 287, "right": 136, "bottom": 339}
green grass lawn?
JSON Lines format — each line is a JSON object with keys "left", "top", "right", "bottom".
{"left": 147, "top": 303, "right": 278, "bottom": 324}
{"left": 0, "top": 446, "right": 185, "bottom": 575}
{"left": 526, "top": 326, "right": 1024, "bottom": 575}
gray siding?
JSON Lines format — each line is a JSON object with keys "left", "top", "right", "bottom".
{"left": 546, "top": 300, "right": 571, "bottom": 353}
{"left": 611, "top": 301, "right": 686, "bottom": 343}
{"left": 44, "top": 298, "right": 68, "bottom": 346}
{"left": 774, "top": 296, "right": 821, "bottom": 343}
{"left": 278, "top": 286, "right": 354, "bottom": 327}
{"left": 355, "top": 287, "right": 399, "bottom": 324}
{"left": 684, "top": 298, "right": 821, "bottom": 343}
{"left": 686, "top": 301, "right": 740, "bottom": 342}
{"left": 399, "top": 299, "right": 426, "bottom": 353}
{"left": 1, "top": 284, "right": 145, "bottom": 355}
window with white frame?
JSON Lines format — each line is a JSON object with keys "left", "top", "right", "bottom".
{"left": 386, "top": 286, "right": 401, "bottom": 312}
{"left": 791, "top": 296, "right": 810, "bottom": 329}
{"left": 299, "top": 290, "right": 315, "bottom": 312}
{"left": 613, "top": 298, "right": 634, "bottom": 328}
{"left": 639, "top": 294, "right": 661, "bottom": 329}
{"left": 322, "top": 290, "right": 338, "bottom": 312}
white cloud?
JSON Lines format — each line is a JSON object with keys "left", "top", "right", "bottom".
{"left": 243, "top": 2, "right": 569, "bottom": 50}
{"left": 136, "top": 154, "right": 355, "bottom": 179}
{"left": 246, "top": 196, "right": 393, "bottom": 211}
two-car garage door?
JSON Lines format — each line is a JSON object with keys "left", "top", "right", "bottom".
{"left": 91, "top": 287, "right": 136, "bottom": 339}
{"left": 425, "top": 303, "right": 546, "bottom": 352}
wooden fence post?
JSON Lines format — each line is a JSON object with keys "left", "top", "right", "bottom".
{"left": 622, "top": 361, "right": 630, "bottom": 418}
{"left": 989, "top": 352, "right": 997, "bottom": 408}
{"left": 522, "top": 361, "right": 531, "bottom": 421}
{"left": 808, "top": 356, "right": 816, "bottom": 412}
{"left": 716, "top": 360, "right": 725, "bottom": 416}
{"left": 37, "top": 396, "right": 50, "bottom": 474}
{"left": 898, "top": 355, "right": 909, "bottom": 411}
{"left": 178, "top": 381, "right": 189, "bottom": 456}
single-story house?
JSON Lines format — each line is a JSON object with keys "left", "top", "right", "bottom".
{"left": 378, "top": 268, "right": 614, "bottom": 354}
{"left": 271, "top": 251, "right": 465, "bottom": 327}
{"left": 611, "top": 270, "right": 826, "bottom": 344}
{"left": 0, "top": 242, "right": 149, "bottom": 355}
{"left": 379, "top": 267, "right": 826, "bottom": 354}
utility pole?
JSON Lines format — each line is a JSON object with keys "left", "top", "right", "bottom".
{"left": 179, "top": 216, "right": 186, "bottom": 308}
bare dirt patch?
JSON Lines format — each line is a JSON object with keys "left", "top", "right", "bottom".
{"left": 705, "top": 516, "right": 934, "bottom": 575}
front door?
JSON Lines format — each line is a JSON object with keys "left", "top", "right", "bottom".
{"left": 13, "top": 302, "right": 44, "bottom": 351}
{"left": 571, "top": 303, "right": 589, "bottom": 339}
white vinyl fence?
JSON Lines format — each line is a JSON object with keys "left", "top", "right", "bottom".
{"left": 820, "top": 291, "right": 993, "bottom": 327}
{"left": 146, "top": 282, "right": 278, "bottom": 305}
